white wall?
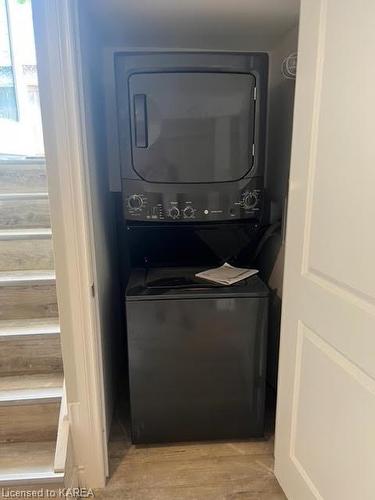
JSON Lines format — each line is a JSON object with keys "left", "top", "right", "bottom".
{"left": 266, "top": 25, "right": 299, "bottom": 223}
{"left": 77, "top": 5, "right": 122, "bottom": 446}
{"left": 262, "top": 26, "right": 298, "bottom": 392}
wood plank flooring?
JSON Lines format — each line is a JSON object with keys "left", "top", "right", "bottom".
{"left": 95, "top": 408, "right": 286, "bottom": 499}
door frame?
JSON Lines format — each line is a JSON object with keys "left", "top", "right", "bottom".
{"left": 32, "top": 0, "right": 108, "bottom": 488}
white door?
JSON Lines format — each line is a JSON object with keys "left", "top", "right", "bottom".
{"left": 274, "top": 0, "right": 375, "bottom": 499}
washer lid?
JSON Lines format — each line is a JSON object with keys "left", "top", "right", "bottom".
{"left": 126, "top": 267, "right": 269, "bottom": 300}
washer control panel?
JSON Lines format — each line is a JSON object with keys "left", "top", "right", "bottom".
{"left": 123, "top": 179, "right": 263, "bottom": 222}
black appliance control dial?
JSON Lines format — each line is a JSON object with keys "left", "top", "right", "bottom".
{"left": 183, "top": 206, "right": 195, "bottom": 218}
{"left": 243, "top": 191, "right": 258, "bottom": 209}
{"left": 128, "top": 194, "right": 143, "bottom": 210}
{"left": 168, "top": 206, "right": 180, "bottom": 219}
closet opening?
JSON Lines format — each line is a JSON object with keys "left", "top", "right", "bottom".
{"left": 76, "top": 0, "right": 300, "bottom": 494}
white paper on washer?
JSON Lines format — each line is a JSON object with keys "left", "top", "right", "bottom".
{"left": 195, "top": 262, "right": 259, "bottom": 286}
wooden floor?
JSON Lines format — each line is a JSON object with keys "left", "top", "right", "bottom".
{"left": 95, "top": 407, "right": 286, "bottom": 500}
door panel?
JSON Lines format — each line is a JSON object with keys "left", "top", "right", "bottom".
{"left": 306, "top": 0, "right": 375, "bottom": 299}
{"left": 275, "top": 0, "right": 375, "bottom": 499}
{"left": 292, "top": 323, "right": 375, "bottom": 500}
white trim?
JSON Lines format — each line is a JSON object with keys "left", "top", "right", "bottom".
{"left": 0, "top": 472, "right": 64, "bottom": 487}
{"left": 32, "top": 0, "right": 107, "bottom": 488}
{"left": 0, "top": 228, "right": 52, "bottom": 240}
{"left": 72, "top": 1, "right": 110, "bottom": 458}
{"left": 54, "top": 382, "right": 69, "bottom": 474}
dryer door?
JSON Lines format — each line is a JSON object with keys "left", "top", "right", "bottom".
{"left": 128, "top": 72, "right": 255, "bottom": 183}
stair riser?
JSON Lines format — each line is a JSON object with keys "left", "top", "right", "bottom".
{"left": 0, "top": 198, "right": 50, "bottom": 229}
{"left": 0, "top": 164, "right": 47, "bottom": 194}
{"left": 0, "top": 401, "right": 60, "bottom": 443}
{"left": 0, "top": 284, "right": 58, "bottom": 320}
{"left": 0, "top": 335, "right": 63, "bottom": 376}
{"left": 0, "top": 240, "right": 54, "bottom": 272}
{"left": 0, "top": 441, "right": 64, "bottom": 486}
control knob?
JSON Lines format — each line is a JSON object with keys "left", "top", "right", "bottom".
{"left": 243, "top": 192, "right": 258, "bottom": 210}
{"left": 168, "top": 206, "right": 180, "bottom": 219}
{"left": 183, "top": 206, "right": 195, "bottom": 219}
{"left": 127, "top": 194, "right": 143, "bottom": 210}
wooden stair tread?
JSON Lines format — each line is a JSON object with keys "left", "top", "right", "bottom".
{"left": 0, "top": 270, "right": 55, "bottom": 286}
{"left": 0, "top": 318, "right": 60, "bottom": 337}
{"left": 0, "top": 441, "right": 63, "bottom": 485}
{"left": 0, "top": 373, "right": 63, "bottom": 404}
{"left": 0, "top": 228, "right": 52, "bottom": 240}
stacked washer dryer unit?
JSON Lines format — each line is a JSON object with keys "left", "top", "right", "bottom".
{"left": 116, "top": 52, "right": 270, "bottom": 444}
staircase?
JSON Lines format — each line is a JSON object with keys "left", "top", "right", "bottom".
{"left": 0, "top": 159, "right": 64, "bottom": 487}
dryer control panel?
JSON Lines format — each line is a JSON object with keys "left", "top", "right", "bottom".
{"left": 123, "top": 178, "right": 264, "bottom": 223}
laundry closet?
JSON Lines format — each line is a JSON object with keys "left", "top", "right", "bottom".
{"left": 34, "top": 0, "right": 375, "bottom": 497}
{"left": 77, "top": 0, "right": 297, "bottom": 466}
{"left": 75, "top": 0, "right": 298, "bottom": 441}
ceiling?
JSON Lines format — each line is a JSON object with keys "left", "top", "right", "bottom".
{"left": 83, "top": 0, "right": 300, "bottom": 50}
